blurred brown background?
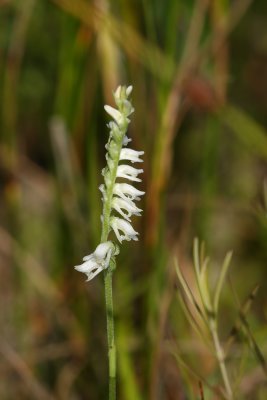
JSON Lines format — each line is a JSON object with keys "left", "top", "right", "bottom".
{"left": 0, "top": 0, "right": 267, "bottom": 399}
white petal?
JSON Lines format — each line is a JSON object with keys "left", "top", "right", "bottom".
{"left": 83, "top": 253, "right": 94, "bottom": 261}
{"left": 126, "top": 85, "right": 133, "bottom": 96}
{"left": 104, "top": 105, "right": 123, "bottom": 125}
{"left": 111, "top": 217, "right": 139, "bottom": 243}
{"left": 94, "top": 242, "right": 114, "bottom": 260}
{"left": 86, "top": 265, "right": 105, "bottom": 281}
{"left": 112, "top": 196, "right": 142, "bottom": 221}
{"left": 113, "top": 183, "right": 145, "bottom": 201}
{"left": 114, "top": 85, "right": 121, "bottom": 99}
{"left": 122, "top": 136, "right": 132, "bottom": 146}
{"left": 75, "top": 259, "right": 103, "bottom": 281}
{"left": 75, "top": 258, "right": 96, "bottom": 272}
{"left": 120, "top": 148, "right": 144, "bottom": 163}
{"left": 116, "top": 165, "right": 143, "bottom": 182}
{"left": 99, "top": 184, "right": 105, "bottom": 195}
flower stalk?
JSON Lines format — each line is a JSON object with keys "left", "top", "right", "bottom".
{"left": 74, "top": 85, "right": 144, "bottom": 400}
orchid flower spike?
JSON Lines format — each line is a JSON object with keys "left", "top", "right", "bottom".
{"left": 75, "top": 85, "right": 145, "bottom": 281}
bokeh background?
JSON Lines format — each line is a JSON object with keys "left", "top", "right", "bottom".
{"left": 1, "top": 0, "right": 267, "bottom": 399}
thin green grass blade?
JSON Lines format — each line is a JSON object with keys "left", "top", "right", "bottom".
{"left": 175, "top": 258, "right": 206, "bottom": 322}
{"left": 226, "top": 284, "right": 259, "bottom": 353}
{"left": 193, "top": 238, "right": 201, "bottom": 277}
{"left": 176, "top": 290, "right": 211, "bottom": 349}
{"left": 170, "top": 348, "right": 224, "bottom": 397}
{"left": 193, "top": 240, "right": 211, "bottom": 317}
{"left": 239, "top": 312, "right": 267, "bottom": 377}
{"left": 214, "top": 251, "right": 232, "bottom": 314}
{"left": 200, "top": 241, "right": 206, "bottom": 267}
{"left": 199, "top": 257, "right": 213, "bottom": 312}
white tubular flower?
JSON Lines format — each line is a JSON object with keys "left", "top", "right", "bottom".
{"left": 116, "top": 165, "right": 143, "bottom": 182}
{"left": 112, "top": 196, "right": 142, "bottom": 221}
{"left": 75, "top": 242, "right": 114, "bottom": 281}
{"left": 113, "top": 183, "right": 145, "bottom": 202}
{"left": 104, "top": 105, "right": 126, "bottom": 126}
{"left": 120, "top": 148, "right": 144, "bottom": 163}
{"left": 111, "top": 217, "right": 139, "bottom": 243}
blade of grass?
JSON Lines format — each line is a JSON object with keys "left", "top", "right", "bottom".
{"left": 176, "top": 291, "right": 211, "bottom": 348}
{"left": 175, "top": 258, "right": 207, "bottom": 323}
{"left": 170, "top": 346, "right": 224, "bottom": 398}
{"left": 214, "top": 251, "right": 232, "bottom": 314}
{"left": 226, "top": 284, "right": 259, "bottom": 353}
{"left": 239, "top": 313, "right": 267, "bottom": 376}
{"left": 193, "top": 239, "right": 212, "bottom": 316}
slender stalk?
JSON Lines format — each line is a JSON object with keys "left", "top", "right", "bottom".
{"left": 104, "top": 269, "right": 116, "bottom": 400}
{"left": 210, "top": 319, "right": 233, "bottom": 400}
{"left": 101, "top": 120, "right": 127, "bottom": 400}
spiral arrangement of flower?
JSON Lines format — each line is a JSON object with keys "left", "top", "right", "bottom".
{"left": 75, "top": 85, "right": 144, "bottom": 281}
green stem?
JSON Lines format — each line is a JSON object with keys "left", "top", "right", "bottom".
{"left": 101, "top": 116, "right": 128, "bottom": 400}
{"left": 104, "top": 269, "right": 116, "bottom": 400}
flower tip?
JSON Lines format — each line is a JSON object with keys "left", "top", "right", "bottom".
{"left": 126, "top": 85, "right": 133, "bottom": 96}
{"left": 74, "top": 263, "right": 89, "bottom": 272}
{"left": 114, "top": 85, "right": 122, "bottom": 99}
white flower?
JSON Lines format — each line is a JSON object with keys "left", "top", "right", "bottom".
{"left": 104, "top": 105, "right": 127, "bottom": 126}
{"left": 116, "top": 165, "right": 143, "bottom": 182}
{"left": 120, "top": 148, "right": 144, "bottom": 163}
{"left": 111, "top": 217, "right": 139, "bottom": 243}
{"left": 122, "top": 136, "right": 132, "bottom": 146}
{"left": 112, "top": 196, "right": 142, "bottom": 221}
{"left": 113, "top": 183, "right": 145, "bottom": 201}
{"left": 74, "top": 242, "right": 113, "bottom": 281}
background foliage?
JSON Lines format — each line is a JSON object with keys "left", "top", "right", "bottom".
{"left": 0, "top": 0, "right": 267, "bottom": 398}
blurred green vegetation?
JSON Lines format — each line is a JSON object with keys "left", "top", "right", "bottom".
{"left": 0, "top": 0, "right": 267, "bottom": 399}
